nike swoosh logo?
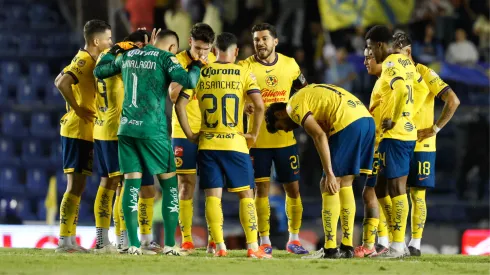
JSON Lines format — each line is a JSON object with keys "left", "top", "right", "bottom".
{"left": 294, "top": 171, "right": 299, "bottom": 175}
{"left": 266, "top": 69, "right": 274, "bottom": 73}
{"left": 419, "top": 177, "right": 429, "bottom": 181}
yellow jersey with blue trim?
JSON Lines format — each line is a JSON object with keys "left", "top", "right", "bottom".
{"left": 414, "top": 63, "right": 450, "bottom": 152}
{"left": 369, "top": 78, "right": 386, "bottom": 150}
{"left": 181, "top": 62, "right": 260, "bottom": 154}
{"left": 378, "top": 54, "right": 422, "bottom": 141}
{"left": 238, "top": 53, "right": 307, "bottom": 148}
{"left": 171, "top": 50, "right": 216, "bottom": 138}
{"left": 60, "top": 49, "right": 97, "bottom": 142}
{"left": 286, "top": 84, "right": 372, "bottom": 135}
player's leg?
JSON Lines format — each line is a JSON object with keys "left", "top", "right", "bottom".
{"left": 249, "top": 148, "right": 274, "bottom": 253}
{"left": 139, "top": 173, "right": 162, "bottom": 253}
{"left": 272, "top": 145, "right": 308, "bottom": 254}
{"left": 172, "top": 138, "right": 199, "bottom": 252}
{"left": 93, "top": 140, "right": 119, "bottom": 253}
{"left": 338, "top": 175, "right": 356, "bottom": 258}
{"left": 354, "top": 183, "right": 379, "bottom": 258}
{"left": 223, "top": 150, "right": 271, "bottom": 259}
{"left": 375, "top": 173, "right": 392, "bottom": 250}
{"left": 407, "top": 151, "right": 435, "bottom": 256}
{"left": 117, "top": 183, "right": 129, "bottom": 253}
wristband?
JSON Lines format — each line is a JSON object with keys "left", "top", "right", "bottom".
{"left": 432, "top": 124, "right": 441, "bottom": 134}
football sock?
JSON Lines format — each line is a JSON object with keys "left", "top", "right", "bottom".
{"left": 378, "top": 195, "right": 393, "bottom": 240}
{"left": 159, "top": 176, "right": 179, "bottom": 247}
{"left": 70, "top": 195, "right": 81, "bottom": 243}
{"left": 59, "top": 193, "right": 79, "bottom": 244}
{"left": 205, "top": 196, "right": 224, "bottom": 244}
{"left": 391, "top": 194, "right": 409, "bottom": 245}
{"left": 409, "top": 238, "right": 421, "bottom": 250}
{"left": 377, "top": 201, "right": 390, "bottom": 247}
{"left": 260, "top": 236, "right": 271, "bottom": 246}
{"left": 240, "top": 197, "right": 259, "bottom": 245}
{"left": 122, "top": 178, "right": 141, "bottom": 248}
{"left": 362, "top": 218, "right": 379, "bottom": 249}
{"left": 119, "top": 187, "right": 128, "bottom": 247}
{"left": 410, "top": 187, "right": 426, "bottom": 242}
{"left": 217, "top": 242, "right": 227, "bottom": 251}
{"left": 339, "top": 186, "right": 355, "bottom": 247}
{"left": 113, "top": 192, "right": 121, "bottom": 244}
{"left": 322, "top": 192, "right": 340, "bottom": 249}
{"left": 286, "top": 196, "right": 303, "bottom": 238}
{"left": 94, "top": 186, "right": 115, "bottom": 247}
{"left": 179, "top": 199, "right": 194, "bottom": 243}
{"left": 138, "top": 197, "right": 154, "bottom": 241}
{"left": 289, "top": 233, "right": 300, "bottom": 241}
{"left": 255, "top": 196, "right": 270, "bottom": 239}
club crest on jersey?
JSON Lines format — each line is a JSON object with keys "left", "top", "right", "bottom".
{"left": 175, "top": 157, "right": 183, "bottom": 168}
{"left": 174, "top": 146, "right": 183, "bottom": 157}
{"left": 385, "top": 61, "right": 395, "bottom": 68}
{"left": 265, "top": 75, "right": 278, "bottom": 87}
{"left": 77, "top": 59, "right": 86, "bottom": 67}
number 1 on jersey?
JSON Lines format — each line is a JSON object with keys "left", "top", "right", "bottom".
{"left": 130, "top": 73, "right": 138, "bottom": 108}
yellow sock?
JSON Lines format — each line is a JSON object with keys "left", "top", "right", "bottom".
{"left": 59, "top": 193, "right": 79, "bottom": 237}
{"left": 286, "top": 196, "right": 303, "bottom": 234}
{"left": 378, "top": 195, "right": 393, "bottom": 242}
{"left": 391, "top": 194, "right": 409, "bottom": 243}
{"left": 362, "top": 218, "right": 379, "bottom": 248}
{"left": 138, "top": 197, "right": 154, "bottom": 235}
{"left": 71, "top": 195, "right": 81, "bottom": 237}
{"left": 113, "top": 193, "right": 121, "bottom": 238}
{"left": 179, "top": 199, "right": 194, "bottom": 243}
{"left": 339, "top": 186, "right": 355, "bottom": 246}
{"left": 119, "top": 187, "right": 127, "bottom": 231}
{"left": 322, "top": 192, "right": 340, "bottom": 249}
{"left": 94, "top": 186, "right": 115, "bottom": 229}
{"left": 254, "top": 196, "right": 270, "bottom": 237}
{"left": 239, "top": 198, "right": 258, "bottom": 244}
{"left": 205, "top": 196, "right": 224, "bottom": 244}
{"left": 410, "top": 188, "right": 426, "bottom": 239}
{"left": 377, "top": 202, "right": 389, "bottom": 238}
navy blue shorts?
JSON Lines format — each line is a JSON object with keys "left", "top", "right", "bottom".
{"left": 328, "top": 117, "right": 375, "bottom": 177}
{"left": 378, "top": 139, "right": 416, "bottom": 179}
{"left": 365, "top": 151, "right": 379, "bottom": 187}
{"left": 94, "top": 139, "right": 154, "bottom": 186}
{"left": 407, "top": 151, "right": 436, "bottom": 188}
{"left": 249, "top": 144, "right": 300, "bottom": 183}
{"left": 198, "top": 150, "right": 254, "bottom": 192}
{"left": 61, "top": 137, "right": 93, "bottom": 175}
{"left": 172, "top": 138, "right": 198, "bottom": 174}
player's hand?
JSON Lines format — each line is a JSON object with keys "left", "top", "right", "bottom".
{"left": 108, "top": 44, "right": 125, "bottom": 56}
{"left": 417, "top": 127, "right": 436, "bottom": 142}
{"left": 241, "top": 133, "right": 258, "bottom": 149}
{"left": 382, "top": 118, "right": 395, "bottom": 131}
{"left": 321, "top": 173, "right": 339, "bottom": 194}
{"left": 74, "top": 106, "right": 96, "bottom": 123}
{"left": 244, "top": 103, "right": 254, "bottom": 115}
{"left": 189, "top": 59, "right": 205, "bottom": 69}
{"left": 188, "top": 132, "right": 200, "bottom": 144}
{"left": 144, "top": 28, "right": 161, "bottom": 45}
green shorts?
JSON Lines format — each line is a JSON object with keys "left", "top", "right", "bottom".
{"left": 118, "top": 135, "right": 176, "bottom": 175}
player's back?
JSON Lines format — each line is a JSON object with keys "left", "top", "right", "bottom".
{"left": 191, "top": 62, "right": 259, "bottom": 154}
{"left": 288, "top": 84, "right": 371, "bottom": 135}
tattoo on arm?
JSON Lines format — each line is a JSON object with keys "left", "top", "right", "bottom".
{"left": 436, "top": 90, "right": 459, "bottom": 129}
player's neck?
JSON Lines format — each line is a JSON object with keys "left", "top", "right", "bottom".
{"left": 83, "top": 44, "right": 100, "bottom": 60}
{"left": 257, "top": 51, "right": 277, "bottom": 65}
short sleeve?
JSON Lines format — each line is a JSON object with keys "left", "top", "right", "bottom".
{"left": 244, "top": 68, "right": 260, "bottom": 95}
{"left": 65, "top": 54, "right": 92, "bottom": 84}
{"left": 423, "top": 68, "right": 450, "bottom": 98}
{"left": 291, "top": 59, "right": 307, "bottom": 89}
{"left": 178, "top": 87, "right": 195, "bottom": 100}
{"left": 286, "top": 94, "right": 311, "bottom": 126}
{"left": 381, "top": 60, "right": 404, "bottom": 90}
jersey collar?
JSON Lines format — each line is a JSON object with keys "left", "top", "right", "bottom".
{"left": 254, "top": 53, "right": 278, "bottom": 66}
{"left": 80, "top": 48, "right": 96, "bottom": 62}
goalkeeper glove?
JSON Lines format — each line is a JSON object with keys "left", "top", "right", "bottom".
{"left": 188, "top": 59, "right": 205, "bottom": 69}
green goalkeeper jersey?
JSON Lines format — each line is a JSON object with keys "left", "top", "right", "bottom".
{"left": 94, "top": 45, "right": 199, "bottom": 139}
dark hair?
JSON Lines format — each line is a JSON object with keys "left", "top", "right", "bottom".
{"left": 124, "top": 30, "right": 150, "bottom": 43}
{"left": 83, "top": 19, "right": 111, "bottom": 41}
{"left": 264, "top": 102, "right": 287, "bottom": 134}
{"left": 190, "top": 23, "right": 215, "bottom": 43}
{"left": 157, "top": 29, "right": 180, "bottom": 46}
{"left": 392, "top": 32, "right": 412, "bottom": 49}
{"left": 216, "top": 32, "right": 237, "bottom": 51}
{"left": 251, "top": 23, "right": 277, "bottom": 38}
{"left": 365, "top": 25, "right": 392, "bottom": 43}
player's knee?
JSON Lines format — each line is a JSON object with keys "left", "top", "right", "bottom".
{"left": 362, "top": 187, "right": 377, "bottom": 206}
{"left": 139, "top": 185, "right": 155, "bottom": 199}
{"left": 66, "top": 173, "right": 87, "bottom": 196}
{"left": 283, "top": 181, "right": 300, "bottom": 198}
{"left": 388, "top": 178, "right": 406, "bottom": 197}
{"left": 255, "top": 182, "right": 270, "bottom": 198}
{"left": 178, "top": 174, "right": 195, "bottom": 200}
{"left": 237, "top": 189, "right": 254, "bottom": 199}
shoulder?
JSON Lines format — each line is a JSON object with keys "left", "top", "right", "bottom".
{"left": 277, "top": 53, "right": 297, "bottom": 65}
{"left": 237, "top": 56, "right": 254, "bottom": 67}
{"left": 96, "top": 49, "right": 110, "bottom": 64}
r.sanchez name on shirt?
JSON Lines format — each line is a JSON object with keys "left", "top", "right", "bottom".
{"left": 198, "top": 66, "right": 243, "bottom": 90}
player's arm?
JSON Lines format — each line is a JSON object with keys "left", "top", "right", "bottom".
{"left": 55, "top": 70, "right": 95, "bottom": 123}
{"left": 168, "top": 82, "right": 184, "bottom": 103}
{"left": 93, "top": 52, "right": 123, "bottom": 79}
{"left": 382, "top": 66, "right": 407, "bottom": 131}
{"left": 175, "top": 90, "right": 198, "bottom": 143}
{"left": 244, "top": 90, "right": 264, "bottom": 148}
{"left": 291, "top": 60, "right": 307, "bottom": 92}
{"left": 165, "top": 55, "right": 201, "bottom": 90}
{"left": 302, "top": 115, "right": 338, "bottom": 194}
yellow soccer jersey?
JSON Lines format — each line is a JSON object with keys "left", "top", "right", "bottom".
{"left": 171, "top": 51, "right": 216, "bottom": 138}
{"left": 378, "top": 54, "right": 421, "bottom": 141}
{"left": 286, "top": 84, "right": 372, "bottom": 135}
{"left": 181, "top": 62, "right": 260, "bottom": 154}
{"left": 93, "top": 49, "right": 125, "bottom": 141}
{"left": 60, "top": 49, "right": 97, "bottom": 142}
{"left": 238, "top": 53, "right": 307, "bottom": 149}
{"left": 414, "top": 63, "right": 450, "bottom": 152}
{"left": 369, "top": 78, "right": 386, "bottom": 150}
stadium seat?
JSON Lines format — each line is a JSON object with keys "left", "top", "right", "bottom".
{"left": 44, "top": 82, "right": 66, "bottom": 106}
{"left": 19, "top": 199, "right": 37, "bottom": 221}
{"left": 1, "top": 112, "right": 28, "bottom": 138}
{"left": 26, "top": 168, "right": 48, "bottom": 199}
{"left": 0, "top": 83, "right": 13, "bottom": 108}
{"left": 37, "top": 199, "right": 47, "bottom": 221}
{"left": 28, "top": 62, "right": 50, "bottom": 88}
{"left": 21, "top": 140, "right": 49, "bottom": 168}
{"left": 0, "top": 138, "right": 20, "bottom": 167}
{"left": 77, "top": 200, "right": 93, "bottom": 223}
{"left": 0, "top": 168, "right": 24, "bottom": 197}
{"left": 56, "top": 170, "right": 67, "bottom": 197}
{"left": 0, "top": 62, "right": 20, "bottom": 85}
{"left": 29, "top": 112, "right": 56, "bottom": 138}
{"left": 16, "top": 83, "right": 41, "bottom": 106}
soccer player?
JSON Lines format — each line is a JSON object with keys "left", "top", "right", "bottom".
{"left": 54, "top": 19, "right": 112, "bottom": 253}
{"left": 92, "top": 30, "right": 161, "bottom": 254}
{"left": 354, "top": 48, "right": 391, "bottom": 258}
{"left": 365, "top": 25, "right": 428, "bottom": 258}
{"left": 264, "top": 84, "right": 375, "bottom": 259}
{"left": 175, "top": 32, "right": 270, "bottom": 259}
{"left": 238, "top": 23, "right": 308, "bottom": 254}
{"left": 168, "top": 23, "right": 216, "bottom": 253}
{"left": 392, "top": 32, "right": 460, "bottom": 256}
{"left": 94, "top": 29, "right": 201, "bottom": 255}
